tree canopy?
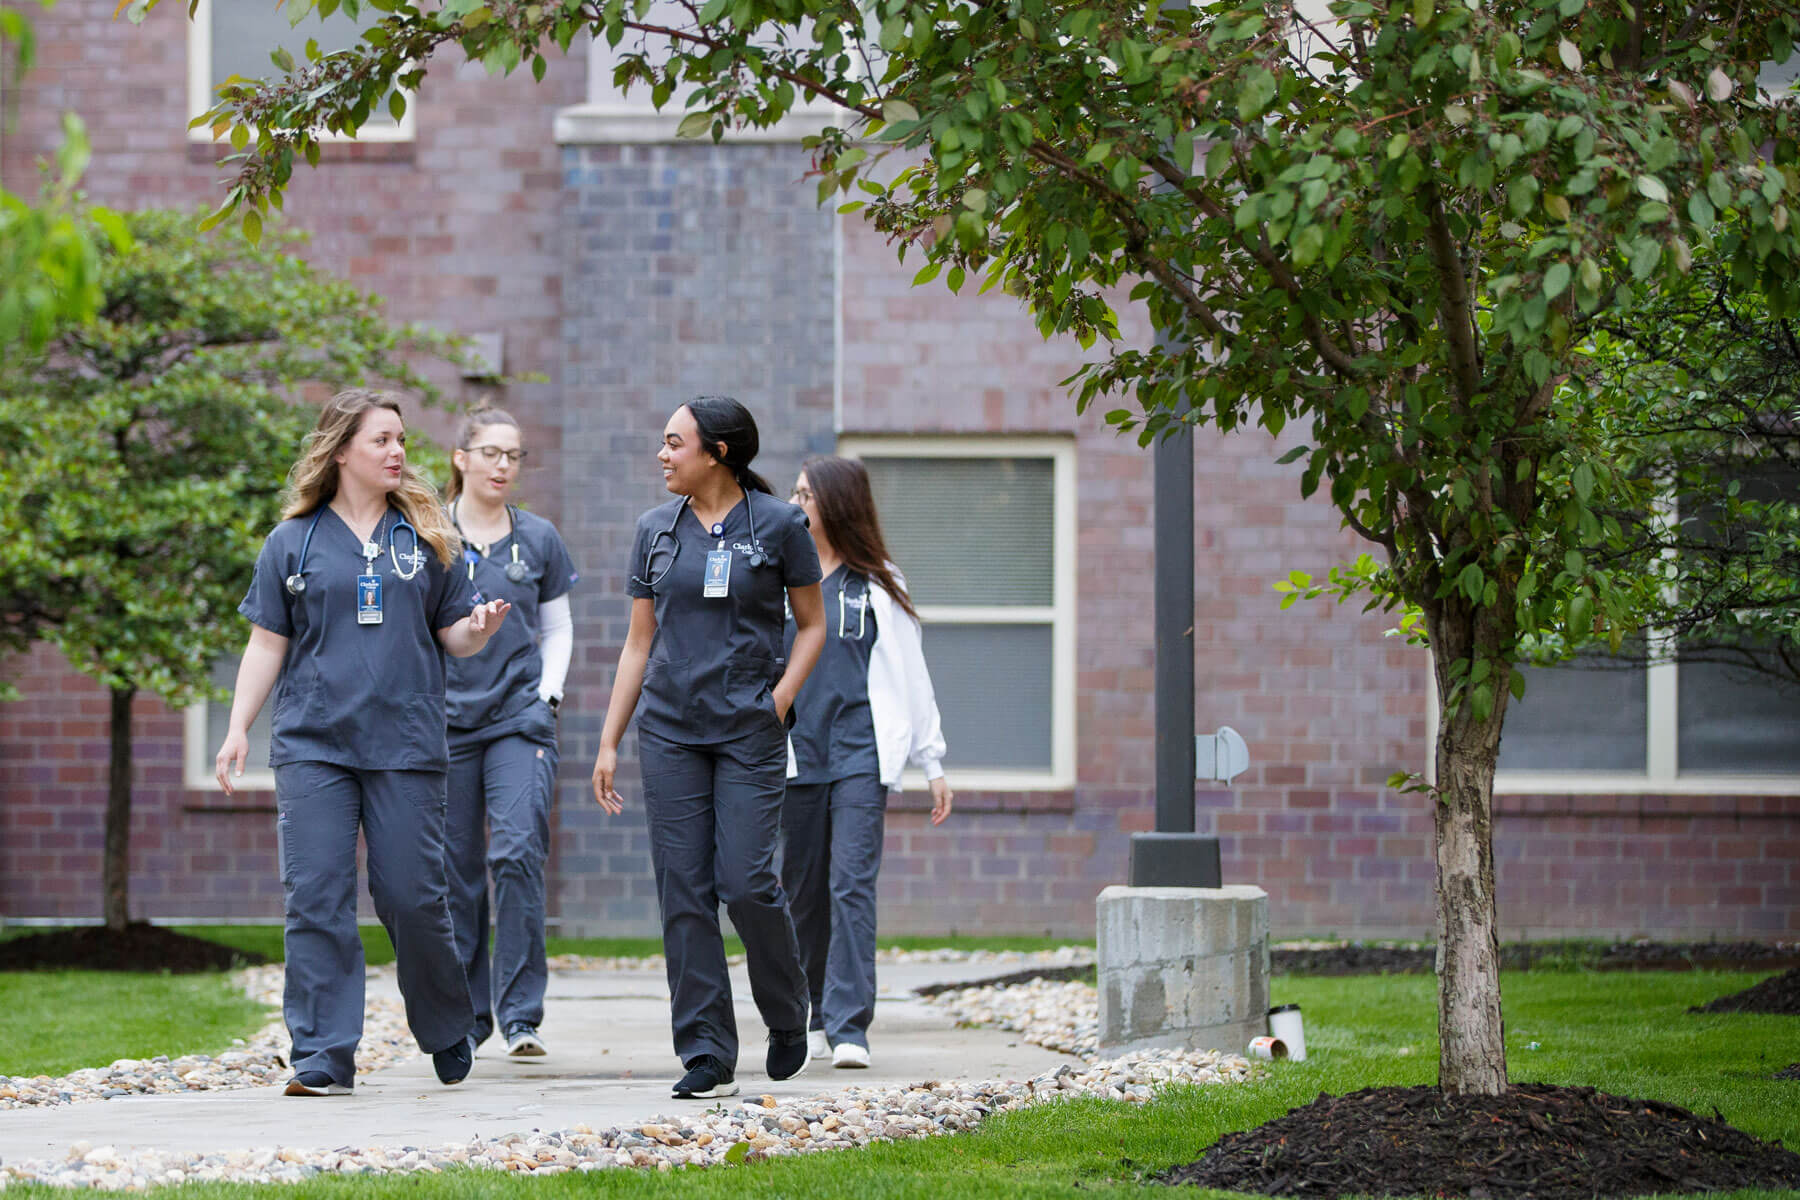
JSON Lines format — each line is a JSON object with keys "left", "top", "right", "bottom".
{"left": 154, "top": 0, "right": 1800, "bottom": 1093}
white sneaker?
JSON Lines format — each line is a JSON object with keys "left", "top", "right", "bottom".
{"left": 807, "top": 1030, "right": 830, "bottom": 1060}
{"left": 832, "top": 1042, "right": 870, "bottom": 1069}
{"left": 505, "top": 1023, "right": 547, "bottom": 1057}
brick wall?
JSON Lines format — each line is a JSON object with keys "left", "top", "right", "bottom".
{"left": 3, "top": 8, "right": 1795, "bottom": 940}
{"left": 550, "top": 138, "right": 839, "bottom": 933}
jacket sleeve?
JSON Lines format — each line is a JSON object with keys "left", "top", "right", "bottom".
{"left": 881, "top": 573, "right": 946, "bottom": 780}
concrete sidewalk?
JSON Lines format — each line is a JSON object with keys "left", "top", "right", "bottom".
{"left": 0, "top": 959, "right": 1080, "bottom": 1164}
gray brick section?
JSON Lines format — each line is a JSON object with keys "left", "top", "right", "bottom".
{"left": 550, "top": 141, "right": 837, "bottom": 936}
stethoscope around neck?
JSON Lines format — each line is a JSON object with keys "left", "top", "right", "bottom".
{"left": 284, "top": 506, "right": 423, "bottom": 595}
{"left": 630, "top": 488, "right": 770, "bottom": 592}
{"left": 451, "top": 500, "right": 530, "bottom": 584}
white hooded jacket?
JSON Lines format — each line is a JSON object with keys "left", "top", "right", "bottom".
{"left": 787, "top": 570, "right": 946, "bottom": 791}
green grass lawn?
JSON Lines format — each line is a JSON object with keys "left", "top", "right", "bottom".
{"left": 3, "top": 962, "right": 1796, "bottom": 1198}
{"left": 0, "top": 972, "right": 269, "bottom": 1078}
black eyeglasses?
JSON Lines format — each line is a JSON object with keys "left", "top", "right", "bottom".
{"left": 465, "top": 445, "right": 528, "bottom": 466}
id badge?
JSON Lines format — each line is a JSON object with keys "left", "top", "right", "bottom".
{"left": 703, "top": 548, "right": 732, "bottom": 599}
{"left": 357, "top": 573, "right": 384, "bottom": 625}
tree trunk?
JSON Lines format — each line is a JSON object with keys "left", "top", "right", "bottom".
{"left": 103, "top": 685, "right": 135, "bottom": 932}
{"left": 1429, "top": 606, "right": 1509, "bottom": 1095}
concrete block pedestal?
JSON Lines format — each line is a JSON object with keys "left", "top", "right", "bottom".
{"left": 1096, "top": 884, "right": 1270, "bottom": 1054}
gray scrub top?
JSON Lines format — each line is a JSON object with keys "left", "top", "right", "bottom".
{"left": 444, "top": 506, "right": 579, "bottom": 730}
{"left": 239, "top": 506, "right": 478, "bottom": 772}
{"left": 786, "top": 565, "right": 880, "bottom": 784}
{"left": 625, "top": 489, "right": 821, "bottom": 745}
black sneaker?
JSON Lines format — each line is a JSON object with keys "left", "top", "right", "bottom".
{"left": 766, "top": 1028, "right": 809, "bottom": 1081}
{"left": 671, "top": 1055, "right": 738, "bottom": 1099}
{"left": 284, "top": 1070, "right": 350, "bottom": 1096}
{"left": 432, "top": 1034, "right": 476, "bottom": 1085}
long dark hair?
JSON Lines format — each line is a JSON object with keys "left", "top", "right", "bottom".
{"left": 800, "top": 454, "right": 919, "bottom": 622}
{"left": 686, "top": 395, "right": 774, "bottom": 496}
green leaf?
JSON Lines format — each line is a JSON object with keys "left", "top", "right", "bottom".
{"left": 1571, "top": 462, "right": 1595, "bottom": 503}
{"left": 1567, "top": 592, "right": 1593, "bottom": 637}
{"left": 676, "top": 111, "right": 713, "bottom": 139}
{"left": 724, "top": 1141, "right": 751, "bottom": 1165}
{"left": 1543, "top": 261, "right": 1571, "bottom": 300}
{"left": 882, "top": 98, "right": 919, "bottom": 125}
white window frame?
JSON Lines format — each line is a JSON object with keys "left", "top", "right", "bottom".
{"left": 837, "top": 434, "right": 1078, "bottom": 792}
{"left": 187, "top": 0, "right": 417, "bottom": 145}
{"left": 183, "top": 695, "right": 275, "bottom": 793}
{"left": 555, "top": 17, "right": 851, "bottom": 144}
{"left": 1433, "top": 639, "right": 1800, "bottom": 797}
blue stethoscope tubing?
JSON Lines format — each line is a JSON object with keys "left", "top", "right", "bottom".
{"left": 284, "top": 507, "right": 421, "bottom": 596}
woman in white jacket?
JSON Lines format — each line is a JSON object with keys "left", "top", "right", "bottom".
{"left": 780, "top": 455, "right": 952, "bottom": 1069}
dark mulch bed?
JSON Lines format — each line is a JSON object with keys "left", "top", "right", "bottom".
{"left": 1689, "top": 966, "right": 1800, "bottom": 1015}
{"left": 1278, "top": 940, "right": 1800, "bottom": 977}
{"left": 0, "top": 923, "right": 267, "bottom": 973}
{"left": 1159, "top": 1083, "right": 1800, "bottom": 1200}
{"left": 913, "top": 941, "right": 1798, "bottom": 997}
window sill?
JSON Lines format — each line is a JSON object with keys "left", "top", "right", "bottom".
{"left": 889, "top": 788, "right": 1075, "bottom": 815}
{"left": 185, "top": 139, "right": 417, "bottom": 166}
{"left": 553, "top": 103, "right": 846, "bottom": 146}
{"left": 1495, "top": 791, "right": 1800, "bottom": 818}
{"left": 1494, "top": 773, "right": 1800, "bottom": 798}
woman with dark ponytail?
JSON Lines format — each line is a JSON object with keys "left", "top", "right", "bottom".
{"left": 592, "top": 396, "right": 825, "bottom": 1100}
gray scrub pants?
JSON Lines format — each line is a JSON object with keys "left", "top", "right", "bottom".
{"left": 779, "top": 775, "right": 887, "bottom": 1048}
{"left": 446, "top": 701, "right": 558, "bottom": 1044}
{"left": 274, "top": 763, "right": 476, "bottom": 1087}
{"left": 639, "top": 723, "right": 809, "bottom": 1069}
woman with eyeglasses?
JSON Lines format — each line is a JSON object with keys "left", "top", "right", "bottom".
{"left": 441, "top": 406, "right": 580, "bottom": 1060}
{"left": 591, "top": 396, "right": 825, "bottom": 1100}
{"left": 780, "top": 455, "right": 951, "bottom": 1070}
{"left": 215, "top": 389, "right": 510, "bottom": 1097}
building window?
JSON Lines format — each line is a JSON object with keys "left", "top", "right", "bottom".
{"left": 837, "top": 436, "right": 1077, "bottom": 790}
{"left": 556, "top": 5, "right": 846, "bottom": 144}
{"left": 183, "top": 655, "right": 275, "bottom": 792}
{"left": 1495, "top": 466, "right": 1800, "bottom": 793}
{"left": 188, "top": 0, "right": 416, "bottom": 144}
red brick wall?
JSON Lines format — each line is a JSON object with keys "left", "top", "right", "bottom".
{"left": 3, "top": 9, "right": 1795, "bottom": 940}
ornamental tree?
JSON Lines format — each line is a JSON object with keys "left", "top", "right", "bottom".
{"left": 160, "top": 0, "right": 1800, "bottom": 1093}
{"left": 0, "top": 208, "right": 462, "bottom": 931}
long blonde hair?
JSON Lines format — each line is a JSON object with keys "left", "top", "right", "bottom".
{"left": 445, "top": 405, "right": 521, "bottom": 503}
{"left": 281, "top": 389, "right": 461, "bottom": 566}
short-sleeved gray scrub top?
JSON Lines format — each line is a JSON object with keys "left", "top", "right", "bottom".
{"left": 239, "top": 506, "right": 479, "bottom": 772}
{"left": 444, "top": 507, "right": 579, "bottom": 731}
{"left": 626, "top": 489, "right": 821, "bottom": 745}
